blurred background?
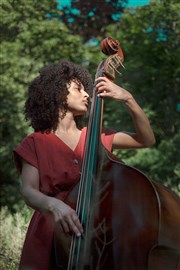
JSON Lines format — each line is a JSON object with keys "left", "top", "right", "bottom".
{"left": 0, "top": 0, "right": 179, "bottom": 268}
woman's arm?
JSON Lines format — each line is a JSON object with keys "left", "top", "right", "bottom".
{"left": 21, "top": 159, "right": 83, "bottom": 236}
{"left": 96, "top": 77, "right": 156, "bottom": 149}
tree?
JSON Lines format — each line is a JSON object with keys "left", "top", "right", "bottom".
{"left": 0, "top": 0, "right": 90, "bottom": 211}
{"left": 104, "top": 0, "right": 180, "bottom": 193}
{"left": 1, "top": 0, "right": 179, "bottom": 213}
{"left": 60, "top": 0, "right": 127, "bottom": 42}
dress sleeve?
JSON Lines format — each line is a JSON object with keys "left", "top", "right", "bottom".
{"left": 101, "top": 128, "right": 116, "bottom": 152}
{"left": 13, "top": 134, "right": 38, "bottom": 173}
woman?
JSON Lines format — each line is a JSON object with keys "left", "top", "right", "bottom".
{"left": 13, "top": 60, "right": 155, "bottom": 269}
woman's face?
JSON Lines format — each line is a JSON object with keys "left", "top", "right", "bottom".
{"left": 66, "top": 80, "right": 89, "bottom": 116}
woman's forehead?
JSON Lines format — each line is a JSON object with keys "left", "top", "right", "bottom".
{"left": 68, "top": 79, "right": 84, "bottom": 88}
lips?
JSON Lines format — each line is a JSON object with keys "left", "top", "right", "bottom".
{"left": 83, "top": 100, "right": 89, "bottom": 106}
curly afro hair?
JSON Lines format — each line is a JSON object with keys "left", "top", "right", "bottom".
{"left": 25, "top": 60, "right": 93, "bottom": 132}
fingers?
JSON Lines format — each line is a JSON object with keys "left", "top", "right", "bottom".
{"left": 67, "top": 215, "right": 83, "bottom": 237}
{"left": 96, "top": 77, "right": 109, "bottom": 89}
{"left": 95, "top": 77, "right": 112, "bottom": 97}
{"left": 59, "top": 219, "right": 69, "bottom": 234}
{"left": 96, "top": 83, "right": 111, "bottom": 97}
{"left": 51, "top": 199, "right": 84, "bottom": 237}
{"left": 95, "top": 76, "right": 126, "bottom": 100}
{"left": 58, "top": 209, "right": 83, "bottom": 237}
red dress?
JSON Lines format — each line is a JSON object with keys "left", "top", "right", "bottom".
{"left": 13, "top": 127, "right": 115, "bottom": 270}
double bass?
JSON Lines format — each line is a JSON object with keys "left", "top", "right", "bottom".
{"left": 55, "top": 37, "right": 180, "bottom": 270}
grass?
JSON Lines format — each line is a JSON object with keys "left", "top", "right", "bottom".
{"left": 0, "top": 206, "right": 32, "bottom": 270}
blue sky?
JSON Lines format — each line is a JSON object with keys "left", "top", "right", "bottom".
{"left": 58, "top": 0, "right": 149, "bottom": 8}
{"left": 126, "top": 0, "right": 149, "bottom": 6}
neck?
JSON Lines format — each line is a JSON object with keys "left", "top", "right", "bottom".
{"left": 55, "top": 112, "right": 77, "bottom": 133}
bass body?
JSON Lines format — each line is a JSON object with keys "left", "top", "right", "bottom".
{"left": 54, "top": 37, "right": 180, "bottom": 270}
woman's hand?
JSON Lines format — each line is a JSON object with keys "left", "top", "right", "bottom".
{"left": 48, "top": 197, "right": 83, "bottom": 237}
{"left": 95, "top": 77, "right": 155, "bottom": 149}
{"left": 21, "top": 160, "right": 83, "bottom": 237}
{"left": 96, "top": 76, "right": 132, "bottom": 102}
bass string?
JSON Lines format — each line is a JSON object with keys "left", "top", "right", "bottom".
{"left": 67, "top": 89, "right": 102, "bottom": 269}
{"left": 67, "top": 44, "right": 120, "bottom": 268}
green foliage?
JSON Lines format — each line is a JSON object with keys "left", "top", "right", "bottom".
{"left": 0, "top": 0, "right": 179, "bottom": 266}
{"left": 0, "top": 0, "right": 89, "bottom": 211}
{"left": 106, "top": 0, "right": 180, "bottom": 139}
{"left": 1, "top": 0, "right": 179, "bottom": 214}
{"left": 0, "top": 206, "right": 32, "bottom": 270}
{"left": 104, "top": 0, "right": 180, "bottom": 194}
{"left": 119, "top": 134, "right": 180, "bottom": 195}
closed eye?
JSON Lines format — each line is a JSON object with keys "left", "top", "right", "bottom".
{"left": 74, "top": 87, "right": 81, "bottom": 91}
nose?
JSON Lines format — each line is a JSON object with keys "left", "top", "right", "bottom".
{"left": 83, "top": 89, "right": 89, "bottom": 98}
